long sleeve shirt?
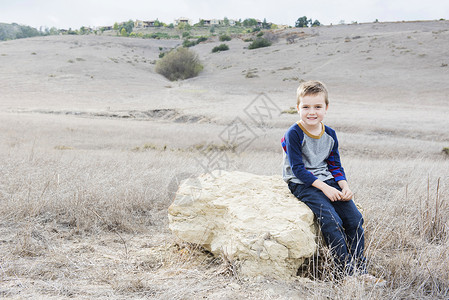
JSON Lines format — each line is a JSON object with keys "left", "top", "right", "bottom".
{"left": 282, "top": 121, "right": 346, "bottom": 187}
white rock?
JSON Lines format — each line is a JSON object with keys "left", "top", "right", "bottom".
{"left": 168, "top": 170, "right": 317, "bottom": 280}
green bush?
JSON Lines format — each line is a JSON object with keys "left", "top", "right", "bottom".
{"left": 155, "top": 47, "right": 203, "bottom": 81}
{"left": 212, "top": 44, "right": 229, "bottom": 53}
{"left": 182, "top": 39, "right": 197, "bottom": 47}
{"left": 248, "top": 38, "right": 272, "bottom": 49}
{"left": 443, "top": 147, "right": 449, "bottom": 155}
{"left": 196, "top": 36, "right": 208, "bottom": 43}
{"left": 219, "top": 34, "right": 232, "bottom": 41}
{"left": 143, "top": 32, "right": 179, "bottom": 39}
{"left": 256, "top": 32, "right": 264, "bottom": 37}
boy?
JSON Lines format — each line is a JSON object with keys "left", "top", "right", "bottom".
{"left": 282, "top": 80, "right": 373, "bottom": 279}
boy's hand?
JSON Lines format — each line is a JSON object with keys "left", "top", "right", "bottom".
{"left": 312, "top": 180, "right": 344, "bottom": 202}
{"left": 321, "top": 185, "right": 344, "bottom": 202}
{"left": 340, "top": 187, "right": 353, "bottom": 201}
{"left": 338, "top": 180, "right": 353, "bottom": 201}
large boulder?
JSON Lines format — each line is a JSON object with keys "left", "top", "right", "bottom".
{"left": 168, "top": 170, "right": 317, "bottom": 280}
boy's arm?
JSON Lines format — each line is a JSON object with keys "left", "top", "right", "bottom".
{"left": 325, "top": 128, "right": 352, "bottom": 201}
{"left": 284, "top": 129, "right": 318, "bottom": 187}
{"left": 337, "top": 180, "right": 353, "bottom": 201}
{"left": 312, "top": 179, "right": 344, "bottom": 201}
{"left": 311, "top": 179, "right": 352, "bottom": 202}
{"left": 285, "top": 127, "right": 352, "bottom": 201}
{"left": 325, "top": 128, "right": 346, "bottom": 182}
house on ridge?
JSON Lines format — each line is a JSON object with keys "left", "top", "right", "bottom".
{"left": 175, "top": 17, "right": 193, "bottom": 26}
{"left": 202, "top": 19, "right": 220, "bottom": 26}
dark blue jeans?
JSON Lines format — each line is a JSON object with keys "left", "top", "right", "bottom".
{"left": 288, "top": 178, "right": 366, "bottom": 275}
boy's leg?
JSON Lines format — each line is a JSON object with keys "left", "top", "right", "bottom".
{"left": 325, "top": 179, "right": 366, "bottom": 272}
{"left": 288, "top": 182, "right": 351, "bottom": 272}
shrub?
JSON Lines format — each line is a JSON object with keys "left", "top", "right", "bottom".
{"left": 256, "top": 32, "right": 264, "bottom": 37}
{"left": 219, "top": 34, "right": 232, "bottom": 41}
{"left": 143, "top": 32, "right": 178, "bottom": 39}
{"left": 248, "top": 38, "right": 272, "bottom": 49}
{"left": 155, "top": 47, "right": 203, "bottom": 81}
{"left": 443, "top": 147, "right": 449, "bottom": 155}
{"left": 196, "top": 36, "right": 208, "bottom": 43}
{"left": 212, "top": 44, "right": 229, "bottom": 53}
{"left": 182, "top": 39, "right": 197, "bottom": 48}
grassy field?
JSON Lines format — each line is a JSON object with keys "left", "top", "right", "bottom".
{"left": 1, "top": 20, "right": 448, "bottom": 299}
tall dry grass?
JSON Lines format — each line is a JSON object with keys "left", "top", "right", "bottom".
{"left": 1, "top": 113, "right": 448, "bottom": 299}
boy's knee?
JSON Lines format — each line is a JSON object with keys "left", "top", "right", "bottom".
{"left": 347, "top": 215, "right": 364, "bottom": 231}
{"left": 319, "top": 213, "right": 344, "bottom": 232}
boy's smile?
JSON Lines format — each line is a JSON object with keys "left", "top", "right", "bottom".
{"left": 297, "top": 93, "right": 328, "bottom": 132}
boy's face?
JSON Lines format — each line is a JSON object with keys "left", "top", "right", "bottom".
{"left": 297, "top": 93, "right": 328, "bottom": 128}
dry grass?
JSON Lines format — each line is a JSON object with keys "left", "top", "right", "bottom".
{"left": 1, "top": 115, "right": 448, "bottom": 299}
{"left": 1, "top": 21, "right": 449, "bottom": 298}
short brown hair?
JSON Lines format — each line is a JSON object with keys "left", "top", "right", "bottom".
{"left": 296, "top": 80, "right": 329, "bottom": 106}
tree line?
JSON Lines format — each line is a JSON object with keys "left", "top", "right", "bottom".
{"left": 1, "top": 16, "right": 322, "bottom": 42}
{"left": 0, "top": 23, "right": 44, "bottom": 41}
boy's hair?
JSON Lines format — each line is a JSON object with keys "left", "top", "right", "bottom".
{"left": 296, "top": 80, "right": 329, "bottom": 106}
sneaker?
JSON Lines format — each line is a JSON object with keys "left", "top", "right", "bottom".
{"left": 360, "top": 274, "right": 386, "bottom": 287}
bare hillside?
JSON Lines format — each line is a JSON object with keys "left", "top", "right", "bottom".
{"left": 0, "top": 21, "right": 448, "bottom": 299}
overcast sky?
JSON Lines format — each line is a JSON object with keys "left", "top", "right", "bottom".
{"left": 1, "top": 0, "right": 448, "bottom": 29}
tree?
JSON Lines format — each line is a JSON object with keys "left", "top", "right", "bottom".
{"left": 154, "top": 19, "right": 162, "bottom": 27}
{"left": 262, "top": 18, "right": 269, "bottom": 29}
{"left": 122, "top": 20, "right": 134, "bottom": 34}
{"left": 113, "top": 22, "right": 119, "bottom": 31}
{"left": 295, "top": 16, "right": 309, "bottom": 28}
{"left": 121, "top": 28, "right": 127, "bottom": 36}
{"left": 177, "top": 22, "right": 186, "bottom": 31}
{"left": 312, "top": 20, "right": 321, "bottom": 27}
{"left": 49, "top": 27, "right": 59, "bottom": 35}
{"left": 79, "top": 26, "right": 88, "bottom": 35}
{"left": 243, "top": 18, "right": 258, "bottom": 27}
{"left": 67, "top": 28, "right": 77, "bottom": 35}
{"left": 223, "top": 17, "right": 230, "bottom": 26}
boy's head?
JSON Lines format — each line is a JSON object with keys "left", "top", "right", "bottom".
{"left": 296, "top": 80, "right": 329, "bottom": 107}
